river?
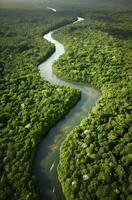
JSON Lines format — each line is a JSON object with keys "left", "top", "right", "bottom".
{"left": 32, "top": 17, "right": 100, "bottom": 200}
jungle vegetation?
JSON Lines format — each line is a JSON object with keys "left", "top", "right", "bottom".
{"left": 0, "top": 1, "right": 132, "bottom": 200}
{"left": 53, "top": 7, "right": 132, "bottom": 200}
{"left": 0, "top": 9, "right": 80, "bottom": 200}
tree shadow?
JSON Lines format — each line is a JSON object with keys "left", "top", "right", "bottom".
{"left": 102, "top": 28, "right": 132, "bottom": 39}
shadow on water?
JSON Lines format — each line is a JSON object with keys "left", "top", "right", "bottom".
{"left": 32, "top": 17, "right": 100, "bottom": 200}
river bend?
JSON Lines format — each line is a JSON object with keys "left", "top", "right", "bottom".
{"left": 32, "top": 17, "right": 100, "bottom": 200}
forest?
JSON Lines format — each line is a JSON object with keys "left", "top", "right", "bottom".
{"left": 0, "top": 1, "right": 132, "bottom": 200}
{"left": 0, "top": 9, "right": 80, "bottom": 200}
{"left": 53, "top": 6, "right": 132, "bottom": 200}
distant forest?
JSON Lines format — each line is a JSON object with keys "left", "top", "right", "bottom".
{"left": 0, "top": 1, "right": 132, "bottom": 200}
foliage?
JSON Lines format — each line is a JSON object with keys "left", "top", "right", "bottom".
{"left": 0, "top": 9, "right": 80, "bottom": 200}
{"left": 53, "top": 9, "right": 132, "bottom": 200}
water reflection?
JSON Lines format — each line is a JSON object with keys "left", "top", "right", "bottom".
{"left": 32, "top": 17, "right": 100, "bottom": 200}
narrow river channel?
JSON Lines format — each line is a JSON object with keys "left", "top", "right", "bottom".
{"left": 32, "top": 17, "right": 100, "bottom": 200}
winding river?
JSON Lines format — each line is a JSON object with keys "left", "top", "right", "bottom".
{"left": 32, "top": 17, "right": 100, "bottom": 200}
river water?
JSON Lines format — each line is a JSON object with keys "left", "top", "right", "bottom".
{"left": 32, "top": 17, "right": 100, "bottom": 200}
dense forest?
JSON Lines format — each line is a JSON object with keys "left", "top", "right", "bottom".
{"left": 0, "top": 9, "right": 80, "bottom": 200}
{"left": 0, "top": 1, "right": 132, "bottom": 200}
{"left": 53, "top": 8, "right": 132, "bottom": 200}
